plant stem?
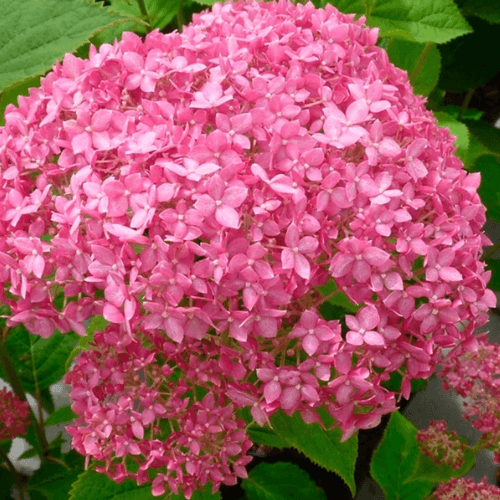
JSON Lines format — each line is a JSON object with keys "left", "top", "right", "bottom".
{"left": 458, "top": 88, "right": 474, "bottom": 121}
{"left": 409, "top": 42, "right": 433, "bottom": 83}
{"left": 0, "top": 340, "right": 50, "bottom": 460}
{"left": 136, "top": 0, "right": 152, "bottom": 30}
{"left": 177, "top": 0, "right": 186, "bottom": 32}
{"left": 0, "top": 447, "right": 25, "bottom": 500}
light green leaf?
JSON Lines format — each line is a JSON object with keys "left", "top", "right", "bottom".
{"left": 0, "top": 0, "right": 122, "bottom": 91}
{"left": 270, "top": 410, "right": 358, "bottom": 496}
{"left": 70, "top": 471, "right": 219, "bottom": 500}
{"left": 109, "top": 0, "right": 178, "bottom": 33}
{"left": 191, "top": 0, "right": 218, "bottom": 6}
{"left": 242, "top": 462, "right": 327, "bottom": 500}
{"left": 370, "top": 412, "right": 434, "bottom": 500}
{"left": 434, "top": 111, "right": 469, "bottom": 162}
{"left": 45, "top": 406, "right": 77, "bottom": 427}
{"left": 66, "top": 316, "right": 109, "bottom": 370}
{"left": 387, "top": 40, "right": 440, "bottom": 96}
{"left": 330, "top": 0, "right": 471, "bottom": 43}
{"left": 0, "top": 325, "right": 79, "bottom": 393}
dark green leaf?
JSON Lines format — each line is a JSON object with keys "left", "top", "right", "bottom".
{"left": 0, "top": 440, "right": 11, "bottom": 456}
{"left": 0, "top": 325, "right": 79, "bottom": 393}
{"left": 40, "top": 388, "right": 55, "bottom": 414}
{"left": 387, "top": 40, "right": 440, "bottom": 96}
{"left": 438, "top": 17, "right": 500, "bottom": 92}
{"left": 330, "top": 0, "right": 471, "bottom": 43}
{"left": 45, "top": 406, "right": 77, "bottom": 427}
{"left": 242, "top": 462, "right": 327, "bottom": 500}
{"left": 29, "top": 452, "right": 84, "bottom": 500}
{"left": 0, "top": 467, "right": 15, "bottom": 499}
{"left": 20, "top": 433, "right": 66, "bottom": 460}
{"left": 434, "top": 111, "right": 469, "bottom": 162}
{"left": 485, "top": 259, "right": 500, "bottom": 291}
{"left": 0, "top": 74, "right": 40, "bottom": 126}
{"left": 370, "top": 412, "right": 434, "bottom": 500}
{"left": 270, "top": 410, "right": 358, "bottom": 496}
{"left": 317, "top": 279, "right": 360, "bottom": 313}
{"left": 0, "top": 0, "right": 122, "bottom": 91}
{"left": 461, "top": 0, "right": 500, "bottom": 24}
{"left": 473, "top": 155, "right": 500, "bottom": 223}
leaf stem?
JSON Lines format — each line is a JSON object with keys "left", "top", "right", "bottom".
{"left": 0, "top": 339, "right": 50, "bottom": 461}
{"left": 0, "top": 447, "right": 25, "bottom": 499}
{"left": 409, "top": 42, "right": 433, "bottom": 84}
{"left": 458, "top": 88, "right": 474, "bottom": 121}
{"left": 482, "top": 240, "right": 500, "bottom": 261}
{"left": 136, "top": 0, "right": 152, "bottom": 30}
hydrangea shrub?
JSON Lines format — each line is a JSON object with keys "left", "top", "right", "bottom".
{"left": 0, "top": 0, "right": 499, "bottom": 499}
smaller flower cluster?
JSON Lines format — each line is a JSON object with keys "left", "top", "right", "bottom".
{"left": 416, "top": 420, "right": 467, "bottom": 470}
{"left": 433, "top": 477, "right": 500, "bottom": 500}
{"left": 66, "top": 326, "right": 252, "bottom": 499}
{"left": 0, "top": 388, "right": 30, "bottom": 441}
{"left": 439, "top": 335, "right": 500, "bottom": 463}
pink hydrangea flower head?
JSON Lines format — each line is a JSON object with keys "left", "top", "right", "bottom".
{"left": 0, "top": 0, "right": 495, "bottom": 496}
{"left": 0, "top": 388, "right": 31, "bottom": 440}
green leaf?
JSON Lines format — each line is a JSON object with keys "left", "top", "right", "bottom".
{"left": 191, "top": 0, "right": 218, "bottom": 5}
{"left": 109, "top": 0, "right": 178, "bottom": 33}
{"left": 0, "top": 325, "right": 79, "bottom": 393}
{"left": 171, "top": 484, "right": 221, "bottom": 500}
{"left": 270, "top": 410, "right": 358, "bottom": 496}
{"left": 408, "top": 436, "right": 475, "bottom": 484}
{"left": 317, "top": 279, "right": 360, "bottom": 313}
{"left": 461, "top": 0, "right": 500, "bottom": 24}
{"left": 0, "top": 467, "right": 15, "bottom": 500}
{"left": 29, "top": 452, "right": 84, "bottom": 500}
{"left": 387, "top": 40, "right": 440, "bottom": 96}
{"left": 370, "top": 412, "right": 434, "bottom": 500}
{"left": 437, "top": 17, "right": 500, "bottom": 92}
{"left": 69, "top": 471, "right": 155, "bottom": 500}
{"left": 45, "top": 406, "right": 77, "bottom": 427}
{"left": 247, "top": 424, "right": 288, "bottom": 448}
{"left": 0, "top": 74, "right": 40, "bottom": 126}
{"left": 466, "top": 121, "right": 500, "bottom": 161}
{"left": 40, "top": 387, "right": 56, "bottom": 414}
{"left": 330, "top": 0, "right": 471, "bottom": 43}
{"left": 66, "top": 316, "right": 109, "bottom": 371}
{"left": 472, "top": 155, "right": 500, "bottom": 224}
{"left": 485, "top": 259, "right": 500, "bottom": 291}
{"left": 434, "top": 111, "right": 469, "bottom": 162}
{"left": 0, "top": 0, "right": 122, "bottom": 92}
{"left": 20, "top": 433, "right": 66, "bottom": 460}
{"left": 242, "top": 462, "right": 327, "bottom": 500}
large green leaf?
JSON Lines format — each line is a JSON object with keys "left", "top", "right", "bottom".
{"left": 486, "top": 260, "right": 500, "bottom": 291}
{"left": 437, "top": 17, "right": 500, "bottom": 92}
{"left": 434, "top": 111, "right": 469, "bottom": 162}
{"left": 109, "top": 0, "right": 179, "bottom": 33}
{"left": 0, "top": 325, "right": 78, "bottom": 393}
{"left": 70, "top": 471, "right": 220, "bottom": 500}
{"left": 270, "top": 410, "right": 358, "bottom": 496}
{"left": 0, "top": 0, "right": 121, "bottom": 91}
{"left": 370, "top": 412, "right": 434, "bottom": 500}
{"left": 247, "top": 423, "right": 288, "bottom": 448}
{"left": 387, "top": 40, "right": 440, "bottom": 96}
{"left": 330, "top": 0, "right": 471, "bottom": 44}
{"left": 241, "top": 462, "right": 327, "bottom": 500}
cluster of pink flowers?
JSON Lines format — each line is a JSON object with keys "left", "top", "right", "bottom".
{"left": 0, "top": 388, "right": 30, "bottom": 441}
{"left": 416, "top": 420, "right": 467, "bottom": 470}
{"left": 0, "top": 0, "right": 495, "bottom": 496}
{"left": 433, "top": 477, "right": 500, "bottom": 500}
{"left": 439, "top": 335, "right": 500, "bottom": 464}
